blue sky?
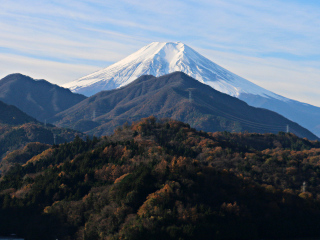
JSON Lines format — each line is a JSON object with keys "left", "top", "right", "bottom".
{"left": 1, "top": 0, "right": 320, "bottom": 106}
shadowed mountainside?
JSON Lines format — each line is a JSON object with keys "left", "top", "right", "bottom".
{"left": 0, "top": 73, "right": 86, "bottom": 122}
{"left": 0, "top": 100, "right": 37, "bottom": 125}
{"left": 54, "top": 72, "right": 318, "bottom": 140}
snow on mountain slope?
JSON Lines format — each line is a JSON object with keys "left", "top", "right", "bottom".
{"left": 63, "top": 42, "right": 320, "bottom": 138}
{"left": 63, "top": 42, "right": 286, "bottom": 101}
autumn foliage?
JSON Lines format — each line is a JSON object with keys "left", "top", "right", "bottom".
{"left": 0, "top": 117, "right": 320, "bottom": 239}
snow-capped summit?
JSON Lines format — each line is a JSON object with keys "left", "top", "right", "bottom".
{"left": 63, "top": 42, "right": 284, "bottom": 100}
{"left": 64, "top": 42, "right": 320, "bottom": 138}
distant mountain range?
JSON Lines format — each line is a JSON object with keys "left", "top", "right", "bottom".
{"left": 0, "top": 73, "right": 86, "bottom": 122}
{"left": 63, "top": 42, "right": 320, "bottom": 137}
{"left": 1, "top": 44, "right": 318, "bottom": 140}
{"left": 54, "top": 72, "right": 317, "bottom": 140}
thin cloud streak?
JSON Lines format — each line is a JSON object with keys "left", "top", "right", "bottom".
{"left": 0, "top": 0, "right": 320, "bottom": 106}
{"left": 0, "top": 53, "right": 99, "bottom": 85}
{"left": 198, "top": 48, "right": 320, "bottom": 106}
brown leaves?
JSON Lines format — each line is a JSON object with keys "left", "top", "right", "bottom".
{"left": 137, "top": 181, "right": 181, "bottom": 217}
{"left": 94, "top": 164, "right": 133, "bottom": 183}
{"left": 220, "top": 202, "right": 240, "bottom": 216}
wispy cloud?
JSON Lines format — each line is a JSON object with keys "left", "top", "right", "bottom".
{"left": 0, "top": 53, "right": 99, "bottom": 85}
{"left": 1, "top": 0, "right": 320, "bottom": 105}
{"left": 198, "top": 47, "right": 320, "bottom": 105}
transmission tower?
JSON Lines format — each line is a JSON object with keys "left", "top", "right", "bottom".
{"left": 187, "top": 88, "right": 196, "bottom": 103}
{"left": 93, "top": 110, "right": 96, "bottom": 121}
{"left": 286, "top": 124, "right": 289, "bottom": 133}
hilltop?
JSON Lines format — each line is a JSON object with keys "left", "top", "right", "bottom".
{"left": 0, "top": 73, "right": 86, "bottom": 122}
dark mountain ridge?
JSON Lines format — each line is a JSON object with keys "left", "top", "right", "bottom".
{"left": 0, "top": 73, "right": 87, "bottom": 122}
{"left": 0, "top": 100, "right": 37, "bottom": 125}
{"left": 53, "top": 72, "right": 318, "bottom": 140}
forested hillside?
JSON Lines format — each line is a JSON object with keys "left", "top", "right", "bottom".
{"left": 0, "top": 123, "right": 85, "bottom": 163}
{"left": 54, "top": 72, "right": 318, "bottom": 140}
{"left": 1, "top": 117, "right": 320, "bottom": 239}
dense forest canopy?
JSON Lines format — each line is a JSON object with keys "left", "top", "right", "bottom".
{"left": 0, "top": 116, "right": 320, "bottom": 239}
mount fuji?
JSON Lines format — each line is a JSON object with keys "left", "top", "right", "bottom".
{"left": 64, "top": 42, "right": 284, "bottom": 99}
{"left": 63, "top": 42, "right": 320, "bottom": 137}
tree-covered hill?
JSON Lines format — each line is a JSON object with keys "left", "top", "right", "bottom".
{"left": 0, "top": 98, "right": 85, "bottom": 163}
{"left": 0, "top": 122, "right": 86, "bottom": 163}
{"left": 1, "top": 117, "right": 320, "bottom": 239}
{"left": 53, "top": 72, "right": 318, "bottom": 140}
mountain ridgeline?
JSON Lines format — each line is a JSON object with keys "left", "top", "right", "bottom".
{"left": 0, "top": 73, "right": 87, "bottom": 122}
{"left": 54, "top": 72, "right": 318, "bottom": 140}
